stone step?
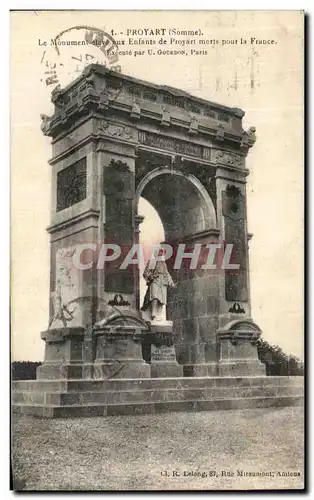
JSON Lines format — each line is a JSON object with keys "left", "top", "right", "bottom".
{"left": 12, "top": 375, "right": 304, "bottom": 393}
{"left": 12, "top": 380, "right": 69, "bottom": 392}
{"left": 12, "top": 395, "right": 304, "bottom": 418}
{"left": 12, "top": 384, "right": 303, "bottom": 406}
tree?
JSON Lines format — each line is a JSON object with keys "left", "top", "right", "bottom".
{"left": 256, "top": 338, "right": 304, "bottom": 376}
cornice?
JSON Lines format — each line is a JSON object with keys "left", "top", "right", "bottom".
{"left": 40, "top": 64, "right": 256, "bottom": 155}
{"left": 47, "top": 208, "right": 100, "bottom": 234}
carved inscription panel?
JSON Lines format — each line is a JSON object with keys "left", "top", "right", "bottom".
{"left": 56, "top": 158, "right": 87, "bottom": 212}
{"left": 222, "top": 185, "right": 248, "bottom": 302}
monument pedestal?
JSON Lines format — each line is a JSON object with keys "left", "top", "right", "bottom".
{"left": 94, "top": 325, "right": 150, "bottom": 379}
{"left": 36, "top": 327, "right": 85, "bottom": 380}
{"left": 92, "top": 310, "right": 151, "bottom": 379}
{"left": 149, "top": 324, "right": 183, "bottom": 378}
{"left": 216, "top": 320, "right": 266, "bottom": 377}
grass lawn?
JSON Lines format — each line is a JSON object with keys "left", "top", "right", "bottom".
{"left": 12, "top": 406, "right": 304, "bottom": 491}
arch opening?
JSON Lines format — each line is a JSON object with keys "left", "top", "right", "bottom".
{"left": 136, "top": 168, "right": 217, "bottom": 243}
{"left": 136, "top": 168, "right": 217, "bottom": 325}
{"left": 138, "top": 197, "right": 165, "bottom": 315}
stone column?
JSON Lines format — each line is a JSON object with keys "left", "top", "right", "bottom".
{"left": 169, "top": 232, "right": 221, "bottom": 377}
{"left": 39, "top": 66, "right": 141, "bottom": 381}
{"left": 134, "top": 215, "right": 145, "bottom": 310}
{"left": 215, "top": 162, "right": 251, "bottom": 328}
{"left": 40, "top": 100, "right": 103, "bottom": 381}
{"left": 98, "top": 135, "right": 138, "bottom": 311}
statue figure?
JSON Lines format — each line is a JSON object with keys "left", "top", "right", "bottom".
{"left": 141, "top": 249, "right": 175, "bottom": 322}
{"left": 241, "top": 126, "right": 257, "bottom": 149}
{"left": 130, "top": 99, "right": 141, "bottom": 119}
{"left": 40, "top": 114, "right": 51, "bottom": 136}
{"left": 247, "top": 126, "right": 257, "bottom": 144}
{"left": 161, "top": 107, "right": 171, "bottom": 126}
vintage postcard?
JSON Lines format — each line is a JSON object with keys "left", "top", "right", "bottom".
{"left": 11, "top": 10, "right": 304, "bottom": 491}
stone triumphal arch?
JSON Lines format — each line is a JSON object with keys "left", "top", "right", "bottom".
{"left": 12, "top": 64, "right": 303, "bottom": 417}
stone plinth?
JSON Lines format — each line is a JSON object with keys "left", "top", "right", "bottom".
{"left": 36, "top": 327, "right": 85, "bottom": 380}
{"left": 148, "top": 324, "right": 183, "bottom": 378}
{"left": 183, "top": 363, "right": 217, "bottom": 377}
{"left": 93, "top": 309, "right": 150, "bottom": 379}
{"left": 12, "top": 376, "right": 304, "bottom": 418}
{"left": 175, "top": 342, "right": 218, "bottom": 377}
{"left": 216, "top": 320, "right": 266, "bottom": 377}
{"left": 93, "top": 326, "right": 150, "bottom": 379}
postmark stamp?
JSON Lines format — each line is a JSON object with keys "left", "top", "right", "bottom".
{"left": 40, "top": 25, "right": 122, "bottom": 91}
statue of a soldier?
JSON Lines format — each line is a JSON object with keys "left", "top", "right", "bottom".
{"left": 141, "top": 248, "right": 175, "bottom": 322}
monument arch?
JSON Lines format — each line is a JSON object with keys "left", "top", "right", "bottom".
{"left": 12, "top": 64, "right": 303, "bottom": 418}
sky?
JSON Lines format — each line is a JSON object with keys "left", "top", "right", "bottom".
{"left": 11, "top": 10, "right": 303, "bottom": 361}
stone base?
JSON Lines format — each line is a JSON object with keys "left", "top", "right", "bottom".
{"left": 151, "top": 362, "right": 183, "bottom": 378}
{"left": 93, "top": 361, "right": 151, "bottom": 379}
{"left": 37, "top": 327, "right": 86, "bottom": 380}
{"left": 183, "top": 363, "right": 217, "bottom": 377}
{"left": 216, "top": 319, "right": 266, "bottom": 377}
{"left": 147, "top": 323, "right": 183, "bottom": 377}
{"left": 150, "top": 342, "right": 182, "bottom": 378}
{"left": 93, "top": 314, "right": 150, "bottom": 379}
{"left": 12, "top": 375, "right": 304, "bottom": 418}
{"left": 218, "top": 360, "right": 266, "bottom": 377}
{"left": 37, "top": 363, "right": 84, "bottom": 380}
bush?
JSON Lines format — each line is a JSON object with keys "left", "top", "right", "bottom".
{"left": 11, "top": 361, "right": 42, "bottom": 381}
{"left": 257, "top": 338, "right": 304, "bottom": 376}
